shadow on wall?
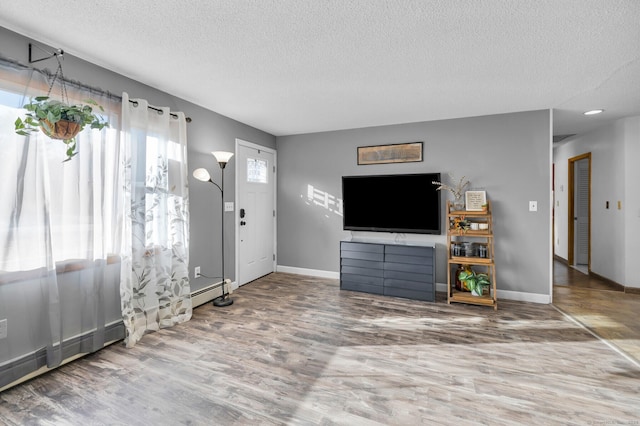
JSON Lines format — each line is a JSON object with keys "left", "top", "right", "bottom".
{"left": 304, "top": 184, "right": 343, "bottom": 218}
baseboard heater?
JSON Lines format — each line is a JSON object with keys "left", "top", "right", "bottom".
{"left": 0, "top": 321, "right": 124, "bottom": 391}
{"left": 1, "top": 284, "right": 224, "bottom": 391}
{"left": 190, "top": 281, "right": 225, "bottom": 308}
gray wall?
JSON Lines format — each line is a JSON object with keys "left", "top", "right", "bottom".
{"left": 277, "top": 110, "right": 552, "bottom": 299}
{"left": 0, "top": 26, "right": 276, "bottom": 291}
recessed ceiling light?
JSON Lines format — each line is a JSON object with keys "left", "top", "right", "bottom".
{"left": 583, "top": 109, "right": 604, "bottom": 116}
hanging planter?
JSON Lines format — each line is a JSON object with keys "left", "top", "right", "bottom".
{"left": 15, "top": 96, "right": 109, "bottom": 161}
{"left": 14, "top": 55, "right": 109, "bottom": 161}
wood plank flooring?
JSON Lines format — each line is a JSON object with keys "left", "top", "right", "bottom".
{"left": 1, "top": 272, "right": 640, "bottom": 425}
{"left": 553, "top": 260, "right": 640, "bottom": 364}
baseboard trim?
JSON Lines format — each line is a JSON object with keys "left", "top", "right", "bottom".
{"left": 625, "top": 286, "right": 640, "bottom": 295}
{"left": 554, "top": 254, "right": 568, "bottom": 264}
{"left": 585, "top": 270, "right": 625, "bottom": 292}
{"left": 276, "top": 267, "right": 549, "bottom": 304}
{"left": 496, "top": 289, "right": 551, "bottom": 304}
{"left": 276, "top": 265, "right": 340, "bottom": 280}
{"left": 439, "top": 283, "right": 550, "bottom": 304}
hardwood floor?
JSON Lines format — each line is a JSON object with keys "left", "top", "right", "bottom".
{"left": 553, "top": 259, "right": 640, "bottom": 364}
{"left": 1, "top": 271, "right": 640, "bottom": 425}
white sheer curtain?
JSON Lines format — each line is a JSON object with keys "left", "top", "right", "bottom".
{"left": 0, "top": 61, "right": 193, "bottom": 388}
{"left": 120, "top": 93, "right": 192, "bottom": 348}
{"left": 0, "top": 61, "right": 123, "bottom": 382}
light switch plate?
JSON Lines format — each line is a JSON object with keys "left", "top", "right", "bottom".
{"left": 529, "top": 201, "right": 538, "bottom": 212}
{"left": 224, "top": 202, "right": 234, "bottom": 212}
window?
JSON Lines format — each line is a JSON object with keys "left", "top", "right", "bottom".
{"left": 247, "top": 157, "right": 268, "bottom": 183}
{"left": 0, "top": 69, "right": 121, "bottom": 271}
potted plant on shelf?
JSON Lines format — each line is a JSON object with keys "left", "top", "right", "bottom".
{"left": 15, "top": 96, "right": 109, "bottom": 161}
{"left": 458, "top": 269, "right": 491, "bottom": 296}
{"left": 432, "top": 174, "right": 470, "bottom": 211}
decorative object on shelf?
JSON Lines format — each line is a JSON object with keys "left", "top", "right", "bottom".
{"left": 454, "top": 264, "right": 472, "bottom": 291}
{"left": 465, "top": 190, "right": 487, "bottom": 211}
{"left": 193, "top": 150, "right": 235, "bottom": 307}
{"left": 357, "top": 141, "right": 423, "bottom": 165}
{"left": 14, "top": 54, "right": 109, "bottom": 161}
{"left": 451, "top": 215, "right": 470, "bottom": 234}
{"left": 458, "top": 269, "right": 491, "bottom": 296}
{"left": 432, "top": 174, "right": 470, "bottom": 211}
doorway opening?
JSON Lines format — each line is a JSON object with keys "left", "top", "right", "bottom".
{"left": 567, "top": 152, "right": 591, "bottom": 273}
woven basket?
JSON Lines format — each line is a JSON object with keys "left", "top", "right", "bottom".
{"left": 40, "top": 119, "right": 81, "bottom": 140}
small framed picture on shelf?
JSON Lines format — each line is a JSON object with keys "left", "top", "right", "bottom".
{"left": 465, "top": 190, "right": 487, "bottom": 211}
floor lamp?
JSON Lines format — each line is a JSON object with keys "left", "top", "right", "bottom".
{"left": 193, "top": 150, "right": 234, "bottom": 307}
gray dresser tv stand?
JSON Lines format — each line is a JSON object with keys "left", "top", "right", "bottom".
{"left": 340, "top": 238, "right": 436, "bottom": 302}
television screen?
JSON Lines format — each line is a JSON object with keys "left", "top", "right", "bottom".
{"left": 342, "top": 173, "right": 441, "bottom": 234}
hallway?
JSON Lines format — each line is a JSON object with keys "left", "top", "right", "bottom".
{"left": 553, "top": 259, "right": 640, "bottom": 364}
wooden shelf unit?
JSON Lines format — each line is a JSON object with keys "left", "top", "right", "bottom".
{"left": 446, "top": 200, "right": 497, "bottom": 310}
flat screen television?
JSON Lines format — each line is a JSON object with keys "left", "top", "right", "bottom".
{"left": 342, "top": 173, "right": 441, "bottom": 234}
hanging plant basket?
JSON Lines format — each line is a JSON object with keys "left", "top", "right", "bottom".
{"left": 14, "top": 56, "right": 109, "bottom": 161}
{"left": 40, "top": 118, "right": 82, "bottom": 140}
{"left": 15, "top": 97, "right": 109, "bottom": 161}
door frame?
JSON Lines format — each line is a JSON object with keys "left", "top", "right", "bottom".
{"left": 567, "top": 152, "right": 591, "bottom": 268}
{"left": 234, "top": 138, "right": 277, "bottom": 288}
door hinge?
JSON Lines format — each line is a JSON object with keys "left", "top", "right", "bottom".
{"left": 273, "top": 165, "right": 276, "bottom": 173}
{"left": 273, "top": 210, "right": 276, "bottom": 217}
{"left": 273, "top": 254, "right": 276, "bottom": 261}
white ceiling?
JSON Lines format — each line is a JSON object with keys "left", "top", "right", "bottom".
{"left": 1, "top": 1, "right": 639, "bottom": 138}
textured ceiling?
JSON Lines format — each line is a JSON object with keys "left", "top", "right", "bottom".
{"left": 0, "top": 1, "right": 639, "bottom": 138}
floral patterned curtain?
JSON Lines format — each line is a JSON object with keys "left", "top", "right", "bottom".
{"left": 120, "top": 93, "right": 191, "bottom": 347}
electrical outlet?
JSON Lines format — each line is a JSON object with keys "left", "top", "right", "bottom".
{"left": 0, "top": 319, "right": 7, "bottom": 339}
{"left": 194, "top": 266, "right": 201, "bottom": 279}
{"left": 529, "top": 201, "right": 537, "bottom": 212}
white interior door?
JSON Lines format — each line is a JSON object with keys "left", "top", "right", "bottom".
{"left": 574, "top": 158, "right": 589, "bottom": 266}
{"left": 236, "top": 141, "right": 276, "bottom": 286}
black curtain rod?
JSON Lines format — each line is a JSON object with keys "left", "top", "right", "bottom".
{"left": 128, "top": 100, "right": 191, "bottom": 122}
{"left": 0, "top": 55, "right": 191, "bottom": 122}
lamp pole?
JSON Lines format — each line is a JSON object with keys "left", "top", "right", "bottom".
{"left": 192, "top": 150, "right": 235, "bottom": 307}
{"left": 213, "top": 156, "right": 233, "bottom": 307}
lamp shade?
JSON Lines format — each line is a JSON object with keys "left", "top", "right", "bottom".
{"left": 212, "top": 151, "right": 234, "bottom": 164}
{"left": 193, "top": 168, "right": 211, "bottom": 182}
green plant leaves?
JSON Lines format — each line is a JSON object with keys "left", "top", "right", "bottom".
{"left": 458, "top": 269, "right": 491, "bottom": 294}
{"left": 14, "top": 96, "right": 110, "bottom": 161}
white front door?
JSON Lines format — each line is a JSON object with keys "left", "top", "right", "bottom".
{"left": 236, "top": 140, "right": 276, "bottom": 286}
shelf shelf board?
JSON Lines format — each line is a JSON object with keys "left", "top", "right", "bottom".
{"left": 448, "top": 230, "right": 492, "bottom": 237}
{"left": 449, "top": 292, "right": 497, "bottom": 308}
{"left": 449, "top": 256, "right": 494, "bottom": 265}
{"left": 448, "top": 209, "right": 490, "bottom": 216}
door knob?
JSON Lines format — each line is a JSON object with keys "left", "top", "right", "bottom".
{"left": 240, "top": 221, "right": 246, "bottom": 226}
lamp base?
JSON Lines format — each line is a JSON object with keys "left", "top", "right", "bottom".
{"left": 213, "top": 295, "right": 234, "bottom": 307}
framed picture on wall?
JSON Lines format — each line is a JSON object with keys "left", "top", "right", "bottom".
{"left": 465, "top": 190, "right": 487, "bottom": 211}
{"left": 357, "top": 142, "right": 423, "bottom": 165}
